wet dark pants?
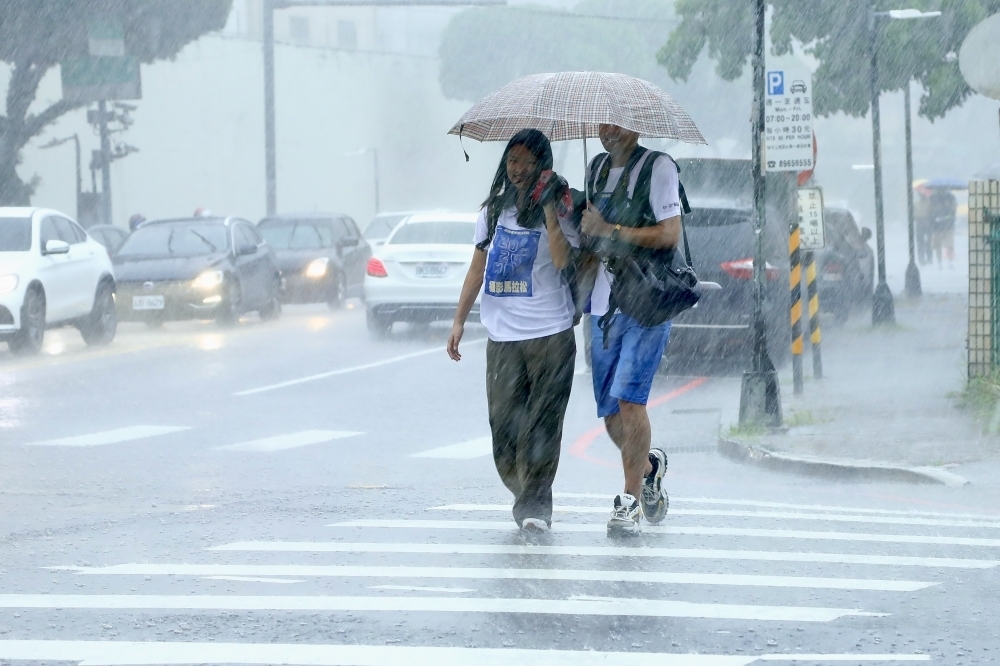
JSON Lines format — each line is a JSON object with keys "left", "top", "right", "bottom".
{"left": 486, "top": 328, "right": 576, "bottom": 527}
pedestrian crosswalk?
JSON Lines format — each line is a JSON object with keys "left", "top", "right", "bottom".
{"left": 3, "top": 491, "right": 995, "bottom": 663}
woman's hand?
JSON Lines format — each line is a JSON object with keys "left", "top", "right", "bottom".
{"left": 447, "top": 321, "right": 465, "bottom": 361}
{"left": 581, "top": 202, "right": 611, "bottom": 237}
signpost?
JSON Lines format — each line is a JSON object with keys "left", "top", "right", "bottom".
{"left": 796, "top": 186, "right": 825, "bottom": 380}
{"left": 764, "top": 69, "right": 814, "bottom": 173}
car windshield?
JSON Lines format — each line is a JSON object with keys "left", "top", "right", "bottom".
{"left": 259, "top": 223, "right": 329, "bottom": 249}
{"left": 388, "top": 221, "right": 475, "bottom": 245}
{"left": 364, "top": 214, "right": 408, "bottom": 240}
{"left": 116, "top": 223, "right": 230, "bottom": 258}
{"left": 0, "top": 217, "right": 32, "bottom": 251}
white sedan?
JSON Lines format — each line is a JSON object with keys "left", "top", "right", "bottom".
{"left": 363, "top": 212, "right": 479, "bottom": 338}
{"left": 0, "top": 207, "right": 117, "bottom": 355}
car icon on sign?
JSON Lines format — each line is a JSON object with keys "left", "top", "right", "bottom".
{"left": 789, "top": 80, "right": 807, "bottom": 94}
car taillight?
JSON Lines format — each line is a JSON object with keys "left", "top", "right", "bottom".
{"left": 720, "top": 258, "right": 780, "bottom": 281}
{"left": 366, "top": 257, "right": 388, "bottom": 278}
{"left": 823, "top": 261, "right": 844, "bottom": 274}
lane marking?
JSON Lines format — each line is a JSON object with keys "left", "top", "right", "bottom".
{"left": 24, "top": 426, "right": 190, "bottom": 448}
{"left": 330, "top": 519, "right": 1000, "bottom": 547}
{"left": 0, "top": 641, "right": 931, "bottom": 665}
{"left": 368, "top": 585, "right": 475, "bottom": 593}
{"left": 411, "top": 437, "right": 492, "bottom": 459}
{"left": 555, "top": 493, "right": 1000, "bottom": 521}
{"left": 205, "top": 576, "right": 302, "bottom": 584}
{"left": 568, "top": 377, "right": 709, "bottom": 469}
{"left": 0, "top": 594, "right": 878, "bottom": 622}
{"left": 235, "top": 339, "right": 487, "bottom": 396}
{"left": 215, "top": 430, "right": 363, "bottom": 452}
{"left": 209, "top": 541, "right": 998, "bottom": 568}
{"left": 52, "top": 564, "right": 934, "bottom": 592}
{"left": 430, "top": 504, "right": 1000, "bottom": 529}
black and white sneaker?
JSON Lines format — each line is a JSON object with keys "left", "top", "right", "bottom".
{"left": 520, "top": 518, "right": 550, "bottom": 533}
{"left": 607, "top": 493, "right": 642, "bottom": 536}
{"left": 641, "top": 448, "right": 669, "bottom": 524}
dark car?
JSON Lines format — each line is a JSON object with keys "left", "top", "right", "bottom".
{"left": 815, "top": 207, "right": 874, "bottom": 321}
{"left": 257, "top": 213, "right": 370, "bottom": 309}
{"left": 113, "top": 216, "right": 282, "bottom": 326}
{"left": 87, "top": 224, "right": 128, "bottom": 256}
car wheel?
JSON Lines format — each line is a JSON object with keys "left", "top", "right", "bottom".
{"left": 78, "top": 283, "right": 117, "bottom": 346}
{"left": 216, "top": 280, "right": 241, "bottom": 327}
{"left": 366, "top": 309, "right": 391, "bottom": 339}
{"left": 9, "top": 287, "right": 45, "bottom": 356}
{"left": 327, "top": 272, "right": 347, "bottom": 310}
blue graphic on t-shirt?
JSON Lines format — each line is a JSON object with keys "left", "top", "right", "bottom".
{"left": 485, "top": 225, "right": 541, "bottom": 297}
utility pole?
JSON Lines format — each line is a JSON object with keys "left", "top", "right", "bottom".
{"left": 739, "top": 0, "right": 782, "bottom": 428}
{"left": 904, "top": 83, "right": 922, "bottom": 297}
{"left": 868, "top": 4, "right": 895, "bottom": 325}
{"left": 98, "top": 100, "right": 113, "bottom": 225}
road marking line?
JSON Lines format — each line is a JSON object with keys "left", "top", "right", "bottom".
{"left": 330, "top": 519, "right": 1000, "bottom": 547}
{"left": 430, "top": 504, "right": 1000, "bottom": 529}
{"left": 411, "top": 437, "right": 491, "bottom": 459}
{"left": 0, "top": 594, "right": 877, "bottom": 621}
{"left": 554, "top": 493, "right": 1000, "bottom": 521}
{"left": 24, "top": 426, "right": 190, "bottom": 447}
{"left": 208, "top": 541, "right": 998, "bottom": 568}
{"left": 0, "top": 641, "right": 931, "bottom": 665}
{"left": 51, "top": 564, "right": 934, "bottom": 592}
{"left": 235, "top": 339, "right": 487, "bottom": 396}
{"left": 368, "top": 585, "right": 476, "bottom": 593}
{"left": 205, "top": 576, "right": 303, "bottom": 584}
{"left": 215, "top": 430, "right": 363, "bottom": 452}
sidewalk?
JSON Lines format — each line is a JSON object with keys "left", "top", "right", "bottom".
{"left": 720, "top": 292, "right": 1000, "bottom": 484}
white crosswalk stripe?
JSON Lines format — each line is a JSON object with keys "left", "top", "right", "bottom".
{"left": 23, "top": 425, "right": 190, "bottom": 447}
{"left": 411, "top": 437, "right": 492, "bottom": 459}
{"left": 215, "top": 430, "right": 363, "bottom": 452}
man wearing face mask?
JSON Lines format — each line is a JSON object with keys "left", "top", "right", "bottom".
{"left": 581, "top": 124, "right": 682, "bottom": 536}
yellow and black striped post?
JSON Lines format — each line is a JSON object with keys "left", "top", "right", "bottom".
{"left": 788, "top": 223, "right": 804, "bottom": 395}
{"left": 803, "top": 250, "right": 823, "bottom": 379}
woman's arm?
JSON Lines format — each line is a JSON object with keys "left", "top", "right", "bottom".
{"left": 447, "top": 248, "right": 487, "bottom": 361}
{"left": 544, "top": 202, "right": 572, "bottom": 270}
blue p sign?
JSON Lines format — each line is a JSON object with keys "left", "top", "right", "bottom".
{"left": 767, "top": 71, "right": 784, "bottom": 95}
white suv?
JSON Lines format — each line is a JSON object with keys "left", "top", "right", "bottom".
{"left": 0, "top": 207, "right": 117, "bottom": 355}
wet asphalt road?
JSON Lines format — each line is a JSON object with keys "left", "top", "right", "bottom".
{"left": 1, "top": 302, "right": 999, "bottom": 665}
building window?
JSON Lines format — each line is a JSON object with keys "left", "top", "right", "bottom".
{"left": 289, "top": 16, "right": 310, "bottom": 43}
{"left": 337, "top": 20, "right": 357, "bottom": 51}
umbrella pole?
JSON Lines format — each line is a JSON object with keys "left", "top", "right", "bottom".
{"left": 582, "top": 134, "right": 589, "bottom": 202}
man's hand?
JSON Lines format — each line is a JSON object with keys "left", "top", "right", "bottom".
{"left": 447, "top": 322, "right": 465, "bottom": 361}
{"left": 581, "top": 202, "right": 611, "bottom": 237}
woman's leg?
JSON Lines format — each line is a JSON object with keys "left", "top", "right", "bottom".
{"left": 486, "top": 339, "right": 529, "bottom": 511}
{"left": 513, "top": 328, "right": 577, "bottom": 526}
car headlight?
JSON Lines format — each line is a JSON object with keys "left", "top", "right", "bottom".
{"left": 0, "top": 274, "right": 18, "bottom": 294}
{"left": 193, "top": 270, "right": 224, "bottom": 290}
{"left": 305, "top": 257, "right": 329, "bottom": 279}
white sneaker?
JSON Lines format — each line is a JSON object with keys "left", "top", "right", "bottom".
{"left": 607, "top": 493, "right": 641, "bottom": 536}
{"left": 641, "top": 448, "right": 669, "bottom": 524}
{"left": 520, "top": 518, "right": 550, "bottom": 533}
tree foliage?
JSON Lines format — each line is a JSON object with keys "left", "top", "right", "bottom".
{"left": 0, "top": 0, "right": 232, "bottom": 205}
{"left": 657, "top": 0, "right": 1000, "bottom": 121}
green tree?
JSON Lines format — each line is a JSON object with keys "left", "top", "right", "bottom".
{"left": 657, "top": 0, "right": 1000, "bottom": 121}
{"left": 0, "top": 0, "right": 232, "bottom": 205}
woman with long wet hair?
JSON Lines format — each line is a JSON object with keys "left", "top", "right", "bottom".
{"left": 447, "top": 129, "right": 578, "bottom": 532}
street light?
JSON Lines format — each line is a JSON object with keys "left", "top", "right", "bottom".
{"left": 868, "top": 5, "right": 941, "bottom": 322}
{"left": 39, "top": 135, "right": 82, "bottom": 220}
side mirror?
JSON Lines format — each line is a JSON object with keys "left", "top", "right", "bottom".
{"left": 236, "top": 242, "right": 258, "bottom": 256}
{"left": 43, "top": 239, "right": 70, "bottom": 255}
{"left": 860, "top": 227, "right": 872, "bottom": 243}
{"left": 339, "top": 237, "right": 360, "bottom": 248}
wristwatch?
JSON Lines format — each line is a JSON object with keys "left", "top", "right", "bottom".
{"left": 610, "top": 223, "right": 622, "bottom": 242}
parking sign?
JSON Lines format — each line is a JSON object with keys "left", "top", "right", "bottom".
{"left": 764, "top": 68, "right": 814, "bottom": 172}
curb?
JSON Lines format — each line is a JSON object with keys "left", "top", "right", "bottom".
{"left": 717, "top": 436, "right": 969, "bottom": 486}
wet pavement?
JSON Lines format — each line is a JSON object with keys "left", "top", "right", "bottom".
{"left": 1, "top": 302, "right": 999, "bottom": 665}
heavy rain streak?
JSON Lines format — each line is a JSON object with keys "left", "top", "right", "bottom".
{"left": 3, "top": 0, "right": 1000, "bottom": 663}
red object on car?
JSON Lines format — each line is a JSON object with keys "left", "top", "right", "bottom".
{"left": 720, "top": 258, "right": 780, "bottom": 281}
{"left": 366, "top": 257, "right": 388, "bottom": 278}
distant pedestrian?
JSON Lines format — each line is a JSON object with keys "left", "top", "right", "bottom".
{"left": 929, "top": 188, "right": 957, "bottom": 269}
{"left": 128, "top": 213, "right": 146, "bottom": 232}
{"left": 581, "top": 123, "right": 682, "bottom": 536}
{"left": 447, "top": 128, "right": 579, "bottom": 533}
{"left": 194, "top": 207, "right": 213, "bottom": 218}
{"left": 914, "top": 184, "right": 932, "bottom": 265}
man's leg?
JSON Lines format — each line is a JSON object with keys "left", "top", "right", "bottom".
{"left": 603, "top": 410, "right": 652, "bottom": 498}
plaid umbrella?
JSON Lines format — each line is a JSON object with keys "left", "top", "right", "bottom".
{"left": 448, "top": 71, "right": 706, "bottom": 145}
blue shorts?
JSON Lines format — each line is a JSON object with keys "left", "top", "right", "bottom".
{"left": 591, "top": 313, "right": 671, "bottom": 418}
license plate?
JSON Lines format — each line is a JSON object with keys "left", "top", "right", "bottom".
{"left": 415, "top": 263, "right": 448, "bottom": 278}
{"left": 132, "top": 295, "right": 165, "bottom": 310}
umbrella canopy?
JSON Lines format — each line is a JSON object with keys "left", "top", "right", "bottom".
{"left": 923, "top": 177, "right": 967, "bottom": 190}
{"left": 448, "top": 71, "right": 706, "bottom": 145}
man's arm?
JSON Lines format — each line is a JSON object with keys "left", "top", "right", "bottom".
{"left": 581, "top": 203, "right": 681, "bottom": 249}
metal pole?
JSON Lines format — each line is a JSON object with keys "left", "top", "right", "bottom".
{"left": 98, "top": 100, "right": 112, "bottom": 226}
{"left": 72, "top": 134, "right": 81, "bottom": 220}
{"left": 869, "top": 6, "right": 895, "bottom": 324}
{"left": 739, "top": 0, "right": 782, "bottom": 427}
{"left": 804, "top": 250, "right": 823, "bottom": 379}
{"left": 788, "top": 223, "right": 804, "bottom": 395}
{"left": 904, "top": 83, "right": 922, "bottom": 297}
{"left": 372, "top": 148, "right": 380, "bottom": 214}
{"left": 263, "top": 0, "right": 277, "bottom": 216}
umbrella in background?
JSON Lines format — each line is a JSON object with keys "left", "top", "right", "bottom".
{"left": 923, "top": 176, "right": 967, "bottom": 190}
{"left": 448, "top": 71, "right": 706, "bottom": 196}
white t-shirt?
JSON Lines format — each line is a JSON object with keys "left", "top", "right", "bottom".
{"left": 589, "top": 153, "right": 681, "bottom": 317}
{"left": 473, "top": 205, "right": 580, "bottom": 342}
